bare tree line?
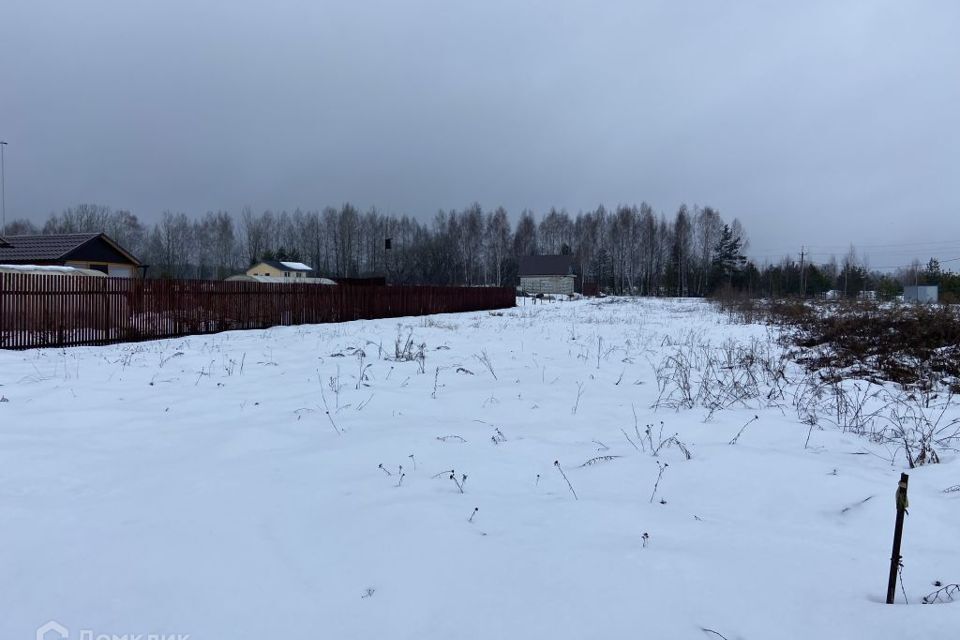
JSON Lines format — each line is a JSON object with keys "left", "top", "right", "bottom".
{"left": 4, "top": 202, "right": 747, "bottom": 292}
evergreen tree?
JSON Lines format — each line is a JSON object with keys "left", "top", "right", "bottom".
{"left": 711, "top": 224, "right": 746, "bottom": 289}
{"left": 923, "top": 258, "right": 942, "bottom": 285}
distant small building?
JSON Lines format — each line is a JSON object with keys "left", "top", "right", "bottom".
{"left": 518, "top": 255, "right": 576, "bottom": 295}
{"left": 0, "top": 233, "right": 143, "bottom": 277}
{"left": 582, "top": 282, "right": 600, "bottom": 297}
{"left": 246, "top": 260, "right": 313, "bottom": 278}
{"left": 824, "top": 289, "right": 842, "bottom": 300}
{"left": 858, "top": 290, "right": 877, "bottom": 301}
{"left": 903, "top": 285, "right": 938, "bottom": 303}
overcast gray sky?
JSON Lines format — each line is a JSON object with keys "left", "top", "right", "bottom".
{"left": 2, "top": 0, "right": 958, "bottom": 267}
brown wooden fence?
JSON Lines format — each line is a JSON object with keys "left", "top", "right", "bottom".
{"left": 0, "top": 273, "right": 516, "bottom": 349}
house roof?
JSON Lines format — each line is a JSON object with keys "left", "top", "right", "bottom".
{"left": 0, "top": 233, "right": 100, "bottom": 261}
{"left": 279, "top": 261, "right": 312, "bottom": 271}
{"left": 0, "top": 233, "right": 141, "bottom": 266}
{"left": 518, "top": 255, "right": 575, "bottom": 277}
{"left": 256, "top": 259, "right": 313, "bottom": 272}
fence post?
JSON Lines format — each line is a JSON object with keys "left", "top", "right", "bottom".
{"left": 0, "top": 273, "right": 5, "bottom": 347}
{"left": 885, "top": 472, "right": 909, "bottom": 604}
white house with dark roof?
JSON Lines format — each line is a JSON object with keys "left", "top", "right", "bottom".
{"left": 245, "top": 260, "right": 314, "bottom": 278}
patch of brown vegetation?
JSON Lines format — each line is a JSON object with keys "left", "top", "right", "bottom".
{"left": 714, "top": 294, "right": 960, "bottom": 391}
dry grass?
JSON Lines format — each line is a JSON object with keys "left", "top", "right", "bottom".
{"left": 714, "top": 294, "right": 960, "bottom": 392}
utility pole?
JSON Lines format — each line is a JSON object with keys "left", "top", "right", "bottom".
{"left": 384, "top": 237, "right": 392, "bottom": 284}
{"left": 799, "top": 245, "right": 806, "bottom": 297}
{"left": 0, "top": 141, "right": 7, "bottom": 236}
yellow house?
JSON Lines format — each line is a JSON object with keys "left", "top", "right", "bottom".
{"left": 245, "top": 260, "right": 314, "bottom": 278}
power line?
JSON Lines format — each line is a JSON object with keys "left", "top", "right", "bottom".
{"left": 749, "top": 247, "right": 960, "bottom": 263}
{"left": 753, "top": 238, "right": 960, "bottom": 254}
{"left": 749, "top": 247, "right": 960, "bottom": 272}
{"left": 749, "top": 242, "right": 960, "bottom": 262}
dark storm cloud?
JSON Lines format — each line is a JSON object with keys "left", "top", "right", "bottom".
{"left": 1, "top": 0, "right": 958, "bottom": 266}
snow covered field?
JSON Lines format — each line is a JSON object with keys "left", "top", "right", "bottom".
{"left": 1, "top": 298, "right": 957, "bottom": 639}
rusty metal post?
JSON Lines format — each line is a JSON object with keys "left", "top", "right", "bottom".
{"left": 886, "top": 473, "right": 909, "bottom": 604}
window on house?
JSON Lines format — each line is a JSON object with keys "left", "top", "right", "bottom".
{"left": 284, "top": 272, "right": 290, "bottom": 277}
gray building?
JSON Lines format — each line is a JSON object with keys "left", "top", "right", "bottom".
{"left": 903, "top": 285, "right": 938, "bottom": 303}
{"left": 518, "top": 255, "right": 576, "bottom": 295}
